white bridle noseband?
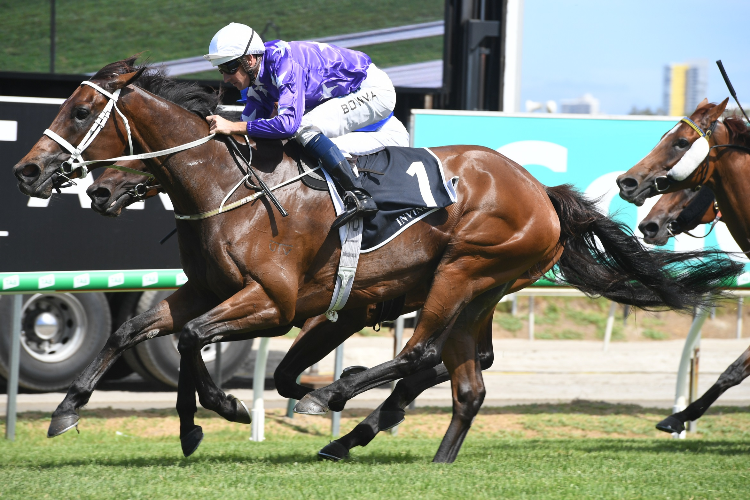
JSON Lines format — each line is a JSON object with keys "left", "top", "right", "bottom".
{"left": 44, "top": 81, "right": 133, "bottom": 179}
{"left": 43, "top": 80, "right": 214, "bottom": 180}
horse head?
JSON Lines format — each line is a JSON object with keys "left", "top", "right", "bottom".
{"left": 12, "top": 60, "right": 144, "bottom": 199}
{"left": 87, "top": 160, "right": 160, "bottom": 216}
{"left": 617, "top": 98, "right": 729, "bottom": 206}
{"left": 638, "top": 186, "right": 716, "bottom": 246}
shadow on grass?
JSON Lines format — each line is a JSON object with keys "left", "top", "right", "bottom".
{"left": 22, "top": 448, "right": 427, "bottom": 469}
{"left": 479, "top": 438, "right": 750, "bottom": 456}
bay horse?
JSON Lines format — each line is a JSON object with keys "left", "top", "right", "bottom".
{"left": 638, "top": 186, "right": 719, "bottom": 246}
{"left": 617, "top": 98, "right": 750, "bottom": 434}
{"left": 12, "top": 60, "right": 740, "bottom": 462}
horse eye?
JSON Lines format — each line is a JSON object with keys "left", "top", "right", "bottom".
{"left": 75, "top": 108, "right": 90, "bottom": 120}
{"left": 676, "top": 138, "right": 689, "bottom": 148}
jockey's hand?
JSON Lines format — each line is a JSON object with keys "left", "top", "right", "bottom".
{"left": 206, "top": 115, "right": 247, "bottom": 135}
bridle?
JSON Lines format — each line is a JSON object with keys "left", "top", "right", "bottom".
{"left": 43, "top": 79, "right": 215, "bottom": 181}
{"left": 667, "top": 199, "right": 722, "bottom": 240}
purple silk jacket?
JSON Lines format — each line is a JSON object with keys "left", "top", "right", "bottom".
{"left": 240, "top": 40, "right": 372, "bottom": 138}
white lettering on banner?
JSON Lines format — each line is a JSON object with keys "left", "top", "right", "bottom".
{"left": 126, "top": 200, "right": 145, "bottom": 210}
{"left": 26, "top": 175, "right": 94, "bottom": 208}
{"left": 0, "top": 231, "right": 8, "bottom": 236}
{"left": 38, "top": 274, "right": 55, "bottom": 289}
{"left": 3, "top": 275, "right": 19, "bottom": 290}
{"left": 142, "top": 272, "right": 159, "bottom": 287}
{"left": 159, "top": 193, "right": 174, "bottom": 210}
{"left": 715, "top": 223, "right": 749, "bottom": 263}
{"left": 0, "top": 120, "right": 18, "bottom": 141}
{"left": 108, "top": 273, "right": 125, "bottom": 288}
{"left": 497, "top": 141, "right": 568, "bottom": 173}
{"left": 73, "top": 274, "right": 90, "bottom": 288}
{"left": 583, "top": 172, "right": 625, "bottom": 215}
{"left": 406, "top": 161, "right": 437, "bottom": 207}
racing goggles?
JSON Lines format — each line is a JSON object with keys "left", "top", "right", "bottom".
{"left": 218, "top": 58, "right": 243, "bottom": 75}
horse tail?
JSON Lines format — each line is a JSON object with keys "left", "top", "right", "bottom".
{"left": 544, "top": 184, "right": 741, "bottom": 311}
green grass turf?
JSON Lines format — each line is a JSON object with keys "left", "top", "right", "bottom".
{"left": 2, "top": 403, "right": 749, "bottom": 499}
{"left": 0, "top": 0, "right": 443, "bottom": 74}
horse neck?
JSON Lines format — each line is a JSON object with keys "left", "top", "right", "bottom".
{"left": 119, "top": 87, "right": 247, "bottom": 215}
{"left": 709, "top": 126, "right": 750, "bottom": 251}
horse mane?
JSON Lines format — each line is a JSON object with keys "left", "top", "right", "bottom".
{"left": 723, "top": 116, "right": 750, "bottom": 148}
{"left": 92, "top": 56, "right": 220, "bottom": 119}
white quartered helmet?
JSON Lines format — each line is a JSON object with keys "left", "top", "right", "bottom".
{"left": 204, "top": 23, "right": 265, "bottom": 66}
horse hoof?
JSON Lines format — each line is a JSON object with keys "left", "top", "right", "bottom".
{"left": 341, "top": 365, "right": 368, "bottom": 378}
{"left": 378, "top": 410, "right": 405, "bottom": 432}
{"left": 294, "top": 394, "right": 329, "bottom": 415}
{"left": 656, "top": 415, "right": 685, "bottom": 434}
{"left": 228, "top": 394, "right": 251, "bottom": 425}
{"left": 181, "top": 426, "right": 204, "bottom": 457}
{"left": 47, "top": 413, "right": 79, "bottom": 438}
{"left": 318, "top": 441, "right": 350, "bottom": 461}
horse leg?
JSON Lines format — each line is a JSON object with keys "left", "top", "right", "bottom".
{"left": 294, "top": 273, "right": 509, "bottom": 415}
{"left": 48, "top": 284, "right": 216, "bottom": 438}
{"left": 318, "top": 318, "right": 494, "bottom": 461}
{"left": 174, "top": 281, "right": 298, "bottom": 452}
{"left": 274, "top": 308, "right": 368, "bottom": 400}
{"left": 656, "top": 345, "right": 750, "bottom": 434}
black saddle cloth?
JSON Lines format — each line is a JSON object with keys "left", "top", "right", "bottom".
{"left": 354, "top": 147, "right": 458, "bottom": 252}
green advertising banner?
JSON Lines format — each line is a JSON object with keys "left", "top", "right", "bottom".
{"left": 411, "top": 109, "right": 750, "bottom": 288}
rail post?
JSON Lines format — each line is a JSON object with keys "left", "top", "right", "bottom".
{"left": 250, "top": 337, "right": 270, "bottom": 442}
{"left": 672, "top": 307, "right": 708, "bottom": 439}
{"left": 5, "top": 295, "right": 22, "bottom": 441}
{"left": 603, "top": 302, "right": 617, "bottom": 352}
{"left": 331, "top": 342, "right": 344, "bottom": 437}
{"left": 214, "top": 341, "right": 222, "bottom": 390}
{"left": 737, "top": 297, "right": 743, "bottom": 339}
{"left": 390, "top": 315, "right": 405, "bottom": 435}
{"left": 528, "top": 296, "right": 535, "bottom": 341}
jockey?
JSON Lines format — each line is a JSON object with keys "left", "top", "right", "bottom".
{"left": 204, "top": 22, "right": 409, "bottom": 229}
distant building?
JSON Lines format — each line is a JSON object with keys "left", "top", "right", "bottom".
{"left": 560, "top": 94, "right": 599, "bottom": 114}
{"left": 664, "top": 60, "right": 707, "bottom": 116}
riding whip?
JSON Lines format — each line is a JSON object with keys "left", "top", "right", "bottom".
{"left": 716, "top": 60, "right": 750, "bottom": 123}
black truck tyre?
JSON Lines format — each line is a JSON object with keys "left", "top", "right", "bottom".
{"left": 131, "top": 291, "right": 253, "bottom": 388}
{"left": 0, "top": 293, "right": 111, "bottom": 392}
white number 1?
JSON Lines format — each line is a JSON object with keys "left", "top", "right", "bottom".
{"left": 406, "top": 161, "right": 437, "bottom": 207}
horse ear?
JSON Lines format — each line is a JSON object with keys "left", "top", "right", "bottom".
{"left": 707, "top": 98, "right": 729, "bottom": 122}
{"left": 105, "top": 67, "right": 146, "bottom": 92}
{"left": 695, "top": 98, "right": 710, "bottom": 110}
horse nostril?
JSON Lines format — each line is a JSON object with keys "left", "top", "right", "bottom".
{"left": 87, "top": 186, "right": 112, "bottom": 205}
{"left": 618, "top": 176, "right": 639, "bottom": 192}
{"left": 14, "top": 163, "right": 41, "bottom": 183}
{"left": 639, "top": 222, "right": 659, "bottom": 238}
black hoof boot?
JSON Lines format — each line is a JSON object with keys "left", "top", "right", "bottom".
{"left": 181, "top": 426, "right": 204, "bottom": 457}
{"left": 332, "top": 190, "right": 378, "bottom": 230}
{"left": 295, "top": 393, "right": 329, "bottom": 415}
{"left": 656, "top": 415, "right": 685, "bottom": 434}
{"left": 228, "top": 394, "right": 251, "bottom": 425}
{"left": 48, "top": 412, "right": 79, "bottom": 438}
{"left": 378, "top": 409, "right": 406, "bottom": 432}
{"left": 318, "top": 441, "right": 350, "bottom": 461}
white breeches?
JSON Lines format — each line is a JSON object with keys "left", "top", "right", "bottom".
{"left": 294, "top": 63, "right": 409, "bottom": 155}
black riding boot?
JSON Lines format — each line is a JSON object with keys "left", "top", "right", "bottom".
{"left": 304, "top": 133, "right": 378, "bottom": 229}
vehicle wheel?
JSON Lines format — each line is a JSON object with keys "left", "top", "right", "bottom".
{"left": 0, "top": 293, "right": 111, "bottom": 392}
{"left": 132, "top": 291, "right": 254, "bottom": 388}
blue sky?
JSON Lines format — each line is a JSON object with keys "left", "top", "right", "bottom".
{"left": 521, "top": 0, "right": 750, "bottom": 115}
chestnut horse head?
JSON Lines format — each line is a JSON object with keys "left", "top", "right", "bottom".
{"left": 617, "top": 98, "right": 729, "bottom": 205}
{"left": 638, "top": 186, "right": 717, "bottom": 245}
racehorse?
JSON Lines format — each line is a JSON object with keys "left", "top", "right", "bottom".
{"left": 638, "top": 186, "right": 719, "bottom": 246}
{"left": 13, "top": 60, "right": 740, "bottom": 462}
{"left": 617, "top": 98, "right": 750, "bottom": 434}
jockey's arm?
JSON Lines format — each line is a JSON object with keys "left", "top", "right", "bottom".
{"left": 207, "top": 58, "right": 304, "bottom": 138}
